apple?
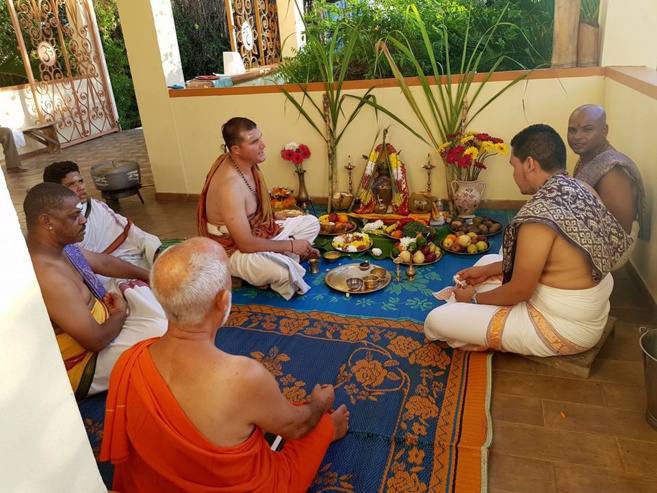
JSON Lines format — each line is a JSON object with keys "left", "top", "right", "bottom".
{"left": 467, "top": 244, "right": 478, "bottom": 254}
{"left": 450, "top": 243, "right": 464, "bottom": 253}
{"left": 399, "top": 250, "right": 412, "bottom": 263}
{"left": 476, "top": 240, "right": 489, "bottom": 252}
{"left": 425, "top": 252, "right": 437, "bottom": 262}
{"left": 457, "top": 234, "right": 472, "bottom": 247}
{"left": 443, "top": 238, "right": 454, "bottom": 249}
{"left": 421, "top": 245, "right": 431, "bottom": 255}
{"left": 467, "top": 232, "right": 478, "bottom": 239}
{"left": 328, "top": 212, "right": 339, "bottom": 222}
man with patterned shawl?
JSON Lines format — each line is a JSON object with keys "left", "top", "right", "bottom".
{"left": 568, "top": 104, "right": 649, "bottom": 270}
{"left": 24, "top": 183, "right": 166, "bottom": 399}
{"left": 198, "top": 117, "right": 320, "bottom": 300}
{"left": 424, "top": 124, "right": 630, "bottom": 357}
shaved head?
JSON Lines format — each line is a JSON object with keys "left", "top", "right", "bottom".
{"left": 570, "top": 104, "right": 606, "bottom": 125}
{"left": 151, "top": 238, "right": 231, "bottom": 326}
{"left": 567, "top": 104, "right": 609, "bottom": 162}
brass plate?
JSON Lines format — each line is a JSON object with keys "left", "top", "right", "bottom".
{"left": 325, "top": 263, "right": 392, "bottom": 294}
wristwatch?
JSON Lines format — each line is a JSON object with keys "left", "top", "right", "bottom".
{"left": 470, "top": 292, "right": 479, "bottom": 304}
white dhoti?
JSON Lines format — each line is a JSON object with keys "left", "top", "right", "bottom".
{"left": 424, "top": 254, "right": 614, "bottom": 357}
{"left": 211, "top": 215, "right": 320, "bottom": 300}
{"left": 89, "top": 279, "right": 168, "bottom": 394}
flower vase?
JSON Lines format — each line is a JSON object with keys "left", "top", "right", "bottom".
{"left": 296, "top": 170, "right": 310, "bottom": 208}
{"left": 450, "top": 180, "right": 486, "bottom": 218}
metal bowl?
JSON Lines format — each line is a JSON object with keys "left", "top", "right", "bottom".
{"left": 323, "top": 251, "right": 342, "bottom": 263}
{"left": 346, "top": 277, "right": 363, "bottom": 291}
{"left": 371, "top": 267, "right": 387, "bottom": 280}
{"left": 362, "top": 275, "right": 379, "bottom": 290}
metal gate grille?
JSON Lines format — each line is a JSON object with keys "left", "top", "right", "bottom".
{"left": 226, "top": 0, "right": 281, "bottom": 70}
{"left": 7, "top": 0, "right": 118, "bottom": 146}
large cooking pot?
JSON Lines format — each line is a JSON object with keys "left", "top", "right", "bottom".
{"left": 90, "top": 160, "right": 141, "bottom": 192}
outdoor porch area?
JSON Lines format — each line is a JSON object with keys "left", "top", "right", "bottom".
{"left": 4, "top": 128, "right": 657, "bottom": 492}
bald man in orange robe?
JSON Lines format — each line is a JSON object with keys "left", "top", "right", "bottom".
{"left": 100, "top": 238, "right": 349, "bottom": 492}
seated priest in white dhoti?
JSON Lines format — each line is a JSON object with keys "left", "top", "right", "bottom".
{"left": 43, "top": 160, "right": 162, "bottom": 286}
{"left": 424, "top": 124, "right": 630, "bottom": 357}
{"left": 197, "top": 117, "right": 320, "bottom": 300}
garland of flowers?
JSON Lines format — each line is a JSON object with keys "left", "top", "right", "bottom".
{"left": 353, "top": 140, "right": 409, "bottom": 215}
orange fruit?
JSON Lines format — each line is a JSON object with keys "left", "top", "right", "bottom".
{"left": 391, "top": 230, "right": 403, "bottom": 239}
{"left": 337, "top": 213, "right": 349, "bottom": 223}
{"left": 445, "top": 234, "right": 457, "bottom": 242}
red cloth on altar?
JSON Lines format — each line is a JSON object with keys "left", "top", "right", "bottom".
{"left": 100, "top": 338, "right": 335, "bottom": 492}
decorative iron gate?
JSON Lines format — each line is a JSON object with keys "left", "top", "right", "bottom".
{"left": 225, "top": 0, "right": 281, "bottom": 70}
{"left": 7, "top": 0, "right": 118, "bottom": 146}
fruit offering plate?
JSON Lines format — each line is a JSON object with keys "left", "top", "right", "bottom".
{"left": 319, "top": 221, "right": 358, "bottom": 236}
{"left": 390, "top": 251, "right": 442, "bottom": 266}
{"left": 439, "top": 238, "right": 492, "bottom": 256}
{"left": 332, "top": 232, "right": 373, "bottom": 253}
{"left": 449, "top": 217, "right": 504, "bottom": 237}
{"left": 325, "top": 264, "right": 391, "bottom": 294}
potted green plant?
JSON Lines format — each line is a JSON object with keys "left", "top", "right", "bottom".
{"left": 276, "top": 19, "right": 376, "bottom": 213}
{"left": 352, "top": 3, "right": 529, "bottom": 204}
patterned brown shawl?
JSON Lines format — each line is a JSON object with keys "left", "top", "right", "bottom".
{"left": 502, "top": 173, "right": 631, "bottom": 283}
{"left": 574, "top": 142, "right": 650, "bottom": 240}
{"left": 197, "top": 153, "right": 280, "bottom": 255}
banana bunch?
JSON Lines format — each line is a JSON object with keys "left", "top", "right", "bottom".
{"left": 384, "top": 222, "right": 399, "bottom": 234}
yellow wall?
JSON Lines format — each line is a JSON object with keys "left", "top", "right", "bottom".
{"left": 603, "top": 77, "right": 657, "bottom": 300}
{"left": 164, "top": 72, "right": 604, "bottom": 203}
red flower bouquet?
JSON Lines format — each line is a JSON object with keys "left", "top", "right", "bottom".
{"left": 281, "top": 142, "right": 311, "bottom": 172}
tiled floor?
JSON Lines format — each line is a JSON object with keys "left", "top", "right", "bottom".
{"left": 4, "top": 129, "right": 657, "bottom": 492}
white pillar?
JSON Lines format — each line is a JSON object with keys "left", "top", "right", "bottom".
{"left": 0, "top": 179, "right": 105, "bottom": 491}
{"left": 277, "top": 0, "right": 305, "bottom": 58}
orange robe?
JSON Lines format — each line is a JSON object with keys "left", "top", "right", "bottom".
{"left": 197, "top": 153, "right": 280, "bottom": 255}
{"left": 100, "top": 338, "right": 335, "bottom": 492}
{"left": 56, "top": 298, "right": 108, "bottom": 399}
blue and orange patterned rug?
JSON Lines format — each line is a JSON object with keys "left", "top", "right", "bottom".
{"left": 80, "top": 209, "right": 513, "bottom": 491}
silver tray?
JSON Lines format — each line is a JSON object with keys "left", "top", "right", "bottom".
{"left": 325, "top": 263, "right": 392, "bottom": 294}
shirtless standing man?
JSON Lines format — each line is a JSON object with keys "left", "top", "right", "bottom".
{"left": 424, "top": 124, "right": 630, "bottom": 356}
{"left": 101, "top": 238, "right": 348, "bottom": 492}
{"left": 568, "top": 104, "right": 649, "bottom": 269}
{"left": 25, "top": 183, "right": 166, "bottom": 398}
{"left": 198, "top": 117, "right": 320, "bottom": 300}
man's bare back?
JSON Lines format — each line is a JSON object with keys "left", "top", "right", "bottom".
{"left": 149, "top": 337, "right": 349, "bottom": 448}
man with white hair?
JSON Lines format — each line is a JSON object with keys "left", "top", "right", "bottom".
{"left": 101, "top": 237, "right": 349, "bottom": 492}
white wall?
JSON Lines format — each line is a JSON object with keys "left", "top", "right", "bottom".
{"left": 0, "top": 173, "right": 105, "bottom": 492}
